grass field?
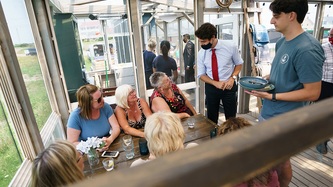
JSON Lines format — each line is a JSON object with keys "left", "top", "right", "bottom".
{"left": 0, "top": 48, "right": 51, "bottom": 186}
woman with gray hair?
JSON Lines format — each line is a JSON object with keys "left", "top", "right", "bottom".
{"left": 115, "top": 84, "right": 152, "bottom": 137}
{"left": 149, "top": 72, "right": 196, "bottom": 119}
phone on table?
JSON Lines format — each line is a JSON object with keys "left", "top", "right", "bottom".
{"left": 102, "top": 151, "right": 119, "bottom": 158}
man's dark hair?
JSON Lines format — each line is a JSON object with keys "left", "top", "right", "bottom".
{"left": 195, "top": 23, "right": 217, "bottom": 40}
{"left": 269, "top": 0, "right": 308, "bottom": 24}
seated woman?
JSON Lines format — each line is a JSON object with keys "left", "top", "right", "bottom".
{"left": 149, "top": 72, "right": 197, "bottom": 119}
{"left": 115, "top": 84, "right": 152, "bottom": 138}
{"left": 131, "top": 111, "right": 197, "bottom": 167}
{"left": 217, "top": 117, "right": 280, "bottom": 187}
{"left": 67, "top": 84, "right": 120, "bottom": 151}
{"left": 31, "top": 140, "right": 85, "bottom": 187}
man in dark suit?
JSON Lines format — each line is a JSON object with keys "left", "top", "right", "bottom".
{"left": 183, "top": 34, "right": 195, "bottom": 82}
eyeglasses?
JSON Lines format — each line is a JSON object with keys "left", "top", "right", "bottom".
{"left": 77, "top": 151, "right": 84, "bottom": 163}
{"left": 92, "top": 95, "right": 103, "bottom": 103}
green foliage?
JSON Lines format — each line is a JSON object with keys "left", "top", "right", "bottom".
{"left": 0, "top": 116, "right": 21, "bottom": 187}
{"left": 0, "top": 50, "right": 51, "bottom": 186}
{"left": 14, "top": 43, "right": 34, "bottom": 48}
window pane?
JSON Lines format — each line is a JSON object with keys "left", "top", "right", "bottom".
{"left": 2, "top": 0, "right": 52, "bottom": 131}
{"left": 0, "top": 91, "right": 22, "bottom": 186}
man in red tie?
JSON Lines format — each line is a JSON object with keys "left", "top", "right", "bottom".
{"left": 195, "top": 23, "right": 243, "bottom": 124}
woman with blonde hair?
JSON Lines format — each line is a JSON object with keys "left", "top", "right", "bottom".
{"left": 131, "top": 111, "right": 194, "bottom": 167}
{"left": 150, "top": 72, "right": 197, "bottom": 119}
{"left": 115, "top": 84, "right": 152, "bottom": 137}
{"left": 218, "top": 117, "right": 280, "bottom": 187}
{"left": 31, "top": 140, "right": 85, "bottom": 187}
{"left": 67, "top": 84, "right": 120, "bottom": 150}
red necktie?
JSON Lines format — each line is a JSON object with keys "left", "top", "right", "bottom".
{"left": 211, "top": 49, "right": 219, "bottom": 81}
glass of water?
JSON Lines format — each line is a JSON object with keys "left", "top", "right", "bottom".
{"left": 187, "top": 118, "right": 195, "bottom": 129}
{"left": 122, "top": 135, "right": 135, "bottom": 159}
{"left": 102, "top": 158, "right": 114, "bottom": 171}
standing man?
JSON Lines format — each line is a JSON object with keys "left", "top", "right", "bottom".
{"left": 195, "top": 23, "right": 243, "bottom": 124}
{"left": 183, "top": 34, "right": 195, "bottom": 82}
{"left": 246, "top": 0, "right": 325, "bottom": 186}
{"left": 143, "top": 39, "right": 156, "bottom": 89}
{"left": 316, "top": 27, "right": 333, "bottom": 154}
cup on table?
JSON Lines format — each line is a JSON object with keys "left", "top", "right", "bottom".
{"left": 102, "top": 158, "right": 114, "bottom": 171}
{"left": 122, "top": 135, "right": 135, "bottom": 159}
{"left": 139, "top": 138, "right": 149, "bottom": 156}
{"left": 187, "top": 118, "right": 195, "bottom": 129}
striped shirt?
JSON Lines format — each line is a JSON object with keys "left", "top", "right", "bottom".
{"left": 322, "top": 43, "right": 333, "bottom": 83}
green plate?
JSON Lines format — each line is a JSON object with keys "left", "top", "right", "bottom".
{"left": 240, "top": 83, "right": 275, "bottom": 92}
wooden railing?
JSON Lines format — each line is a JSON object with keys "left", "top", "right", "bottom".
{"left": 69, "top": 98, "right": 333, "bottom": 187}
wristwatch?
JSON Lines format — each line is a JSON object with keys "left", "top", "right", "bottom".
{"left": 272, "top": 92, "right": 277, "bottom": 102}
{"left": 231, "top": 75, "right": 237, "bottom": 80}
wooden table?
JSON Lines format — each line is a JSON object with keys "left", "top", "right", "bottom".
{"left": 83, "top": 114, "right": 217, "bottom": 177}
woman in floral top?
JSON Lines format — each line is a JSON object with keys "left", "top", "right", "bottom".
{"left": 149, "top": 72, "right": 197, "bottom": 119}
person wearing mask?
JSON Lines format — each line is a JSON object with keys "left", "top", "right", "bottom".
{"left": 143, "top": 39, "right": 157, "bottom": 89}
{"left": 183, "top": 34, "right": 195, "bottom": 82}
{"left": 245, "top": 0, "right": 325, "bottom": 186}
{"left": 153, "top": 40, "right": 178, "bottom": 82}
{"left": 316, "top": 27, "right": 333, "bottom": 154}
{"left": 195, "top": 23, "right": 243, "bottom": 123}
{"left": 67, "top": 84, "right": 120, "bottom": 151}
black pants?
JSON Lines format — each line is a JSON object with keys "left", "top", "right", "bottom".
{"left": 185, "top": 68, "right": 195, "bottom": 82}
{"left": 205, "top": 82, "right": 237, "bottom": 124}
{"left": 145, "top": 71, "right": 153, "bottom": 89}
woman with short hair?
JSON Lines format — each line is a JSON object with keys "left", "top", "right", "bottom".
{"left": 115, "top": 84, "right": 152, "bottom": 138}
{"left": 149, "top": 72, "right": 197, "bottom": 119}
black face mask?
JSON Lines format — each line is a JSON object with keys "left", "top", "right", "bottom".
{"left": 201, "top": 42, "right": 212, "bottom": 50}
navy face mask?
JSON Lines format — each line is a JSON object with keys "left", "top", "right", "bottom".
{"left": 201, "top": 42, "right": 212, "bottom": 50}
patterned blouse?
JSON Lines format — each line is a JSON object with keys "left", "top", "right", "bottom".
{"left": 150, "top": 83, "right": 193, "bottom": 116}
{"left": 125, "top": 99, "right": 146, "bottom": 129}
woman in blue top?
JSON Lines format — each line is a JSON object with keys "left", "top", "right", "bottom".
{"left": 153, "top": 40, "right": 178, "bottom": 82}
{"left": 67, "top": 84, "right": 120, "bottom": 151}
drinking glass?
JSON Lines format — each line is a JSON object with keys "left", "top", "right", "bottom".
{"left": 102, "top": 158, "right": 114, "bottom": 171}
{"left": 123, "top": 135, "right": 135, "bottom": 159}
{"left": 187, "top": 118, "right": 195, "bottom": 129}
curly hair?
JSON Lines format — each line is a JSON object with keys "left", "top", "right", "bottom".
{"left": 195, "top": 22, "right": 217, "bottom": 40}
{"left": 217, "top": 117, "right": 252, "bottom": 136}
{"left": 149, "top": 71, "right": 167, "bottom": 88}
{"left": 144, "top": 111, "right": 185, "bottom": 157}
{"left": 270, "top": 0, "right": 308, "bottom": 23}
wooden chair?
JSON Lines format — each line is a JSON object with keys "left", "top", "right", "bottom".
{"left": 101, "top": 86, "right": 117, "bottom": 97}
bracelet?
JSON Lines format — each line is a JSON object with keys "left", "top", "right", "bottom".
{"left": 272, "top": 92, "right": 277, "bottom": 102}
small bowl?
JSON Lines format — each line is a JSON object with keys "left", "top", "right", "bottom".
{"left": 239, "top": 76, "right": 268, "bottom": 89}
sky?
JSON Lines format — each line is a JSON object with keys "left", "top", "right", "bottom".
{"left": 1, "top": 0, "right": 34, "bottom": 44}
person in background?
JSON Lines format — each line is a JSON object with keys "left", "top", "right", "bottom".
{"left": 245, "top": 0, "right": 325, "bottom": 186}
{"left": 183, "top": 34, "right": 195, "bottom": 82}
{"left": 149, "top": 72, "right": 197, "bottom": 119}
{"left": 217, "top": 117, "right": 280, "bottom": 187}
{"left": 316, "top": 27, "right": 333, "bottom": 154}
{"left": 115, "top": 84, "right": 152, "bottom": 138}
{"left": 67, "top": 84, "right": 120, "bottom": 151}
{"left": 143, "top": 39, "right": 157, "bottom": 89}
{"left": 195, "top": 23, "right": 243, "bottom": 124}
{"left": 153, "top": 40, "right": 178, "bottom": 82}
{"left": 31, "top": 140, "right": 85, "bottom": 187}
{"left": 131, "top": 111, "right": 197, "bottom": 167}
